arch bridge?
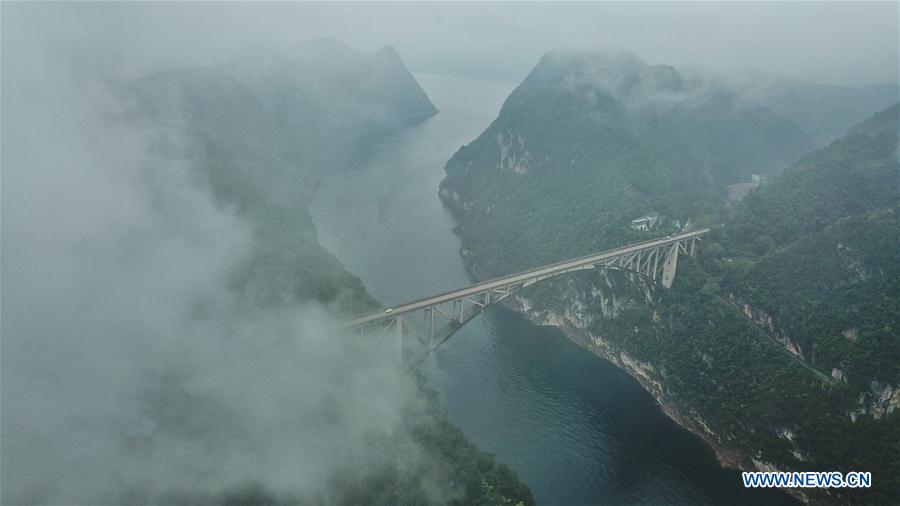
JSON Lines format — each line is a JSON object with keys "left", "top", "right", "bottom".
{"left": 348, "top": 229, "right": 709, "bottom": 368}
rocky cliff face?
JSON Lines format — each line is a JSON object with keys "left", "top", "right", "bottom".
{"left": 727, "top": 292, "right": 803, "bottom": 358}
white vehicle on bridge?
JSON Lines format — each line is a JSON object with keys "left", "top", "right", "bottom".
{"left": 384, "top": 308, "right": 393, "bottom": 314}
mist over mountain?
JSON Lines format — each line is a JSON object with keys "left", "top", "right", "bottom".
{"left": 438, "top": 48, "right": 899, "bottom": 503}
{"left": 737, "top": 77, "right": 899, "bottom": 145}
{"left": 440, "top": 49, "right": 897, "bottom": 276}
{"left": 108, "top": 38, "right": 440, "bottom": 314}
{"left": 2, "top": 25, "right": 530, "bottom": 505}
{"left": 229, "top": 38, "right": 438, "bottom": 179}
{"left": 124, "top": 38, "right": 437, "bottom": 202}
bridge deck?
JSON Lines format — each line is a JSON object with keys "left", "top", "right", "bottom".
{"left": 348, "top": 229, "right": 709, "bottom": 326}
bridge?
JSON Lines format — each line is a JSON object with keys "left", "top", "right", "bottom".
{"left": 348, "top": 229, "right": 710, "bottom": 368}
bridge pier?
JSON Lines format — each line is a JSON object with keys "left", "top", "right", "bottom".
{"left": 395, "top": 317, "right": 403, "bottom": 365}
{"left": 424, "top": 308, "right": 434, "bottom": 350}
{"left": 652, "top": 247, "right": 662, "bottom": 280}
{"left": 661, "top": 243, "right": 679, "bottom": 288}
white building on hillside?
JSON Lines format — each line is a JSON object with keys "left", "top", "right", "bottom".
{"left": 630, "top": 213, "right": 658, "bottom": 231}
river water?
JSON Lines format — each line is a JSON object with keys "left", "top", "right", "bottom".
{"left": 310, "top": 73, "right": 797, "bottom": 506}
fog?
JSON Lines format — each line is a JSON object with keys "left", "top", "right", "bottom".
{"left": 2, "top": 5, "right": 426, "bottom": 504}
{"left": 1, "top": 2, "right": 897, "bottom": 504}
{"left": 6, "top": 2, "right": 897, "bottom": 85}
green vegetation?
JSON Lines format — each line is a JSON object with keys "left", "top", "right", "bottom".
{"left": 442, "top": 50, "right": 821, "bottom": 279}
{"left": 440, "top": 48, "right": 899, "bottom": 504}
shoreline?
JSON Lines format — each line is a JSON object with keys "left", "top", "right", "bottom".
{"left": 454, "top": 236, "right": 807, "bottom": 503}
{"left": 509, "top": 299, "right": 810, "bottom": 504}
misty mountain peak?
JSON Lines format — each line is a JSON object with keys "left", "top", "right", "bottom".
{"left": 535, "top": 47, "right": 645, "bottom": 83}
{"left": 524, "top": 48, "right": 704, "bottom": 107}
{"left": 372, "top": 44, "right": 412, "bottom": 76}
{"left": 374, "top": 44, "right": 403, "bottom": 61}
{"left": 640, "top": 64, "right": 685, "bottom": 93}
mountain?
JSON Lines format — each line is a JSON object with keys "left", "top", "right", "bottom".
{"left": 117, "top": 39, "right": 440, "bottom": 313}
{"left": 440, "top": 48, "right": 828, "bottom": 281}
{"left": 114, "top": 42, "right": 533, "bottom": 505}
{"left": 117, "top": 65, "right": 377, "bottom": 313}
{"left": 439, "top": 48, "right": 898, "bottom": 504}
{"left": 717, "top": 104, "right": 899, "bottom": 412}
{"left": 233, "top": 38, "right": 438, "bottom": 178}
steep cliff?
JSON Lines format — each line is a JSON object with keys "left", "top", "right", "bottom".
{"left": 440, "top": 48, "right": 899, "bottom": 504}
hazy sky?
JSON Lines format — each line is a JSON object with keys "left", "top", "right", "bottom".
{"left": 7, "top": 2, "right": 897, "bottom": 85}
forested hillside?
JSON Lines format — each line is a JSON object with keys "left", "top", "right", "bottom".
{"left": 719, "top": 105, "right": 900, "bottom": 377}
{"left": 688, "top": 105, "right": 899, "bottom": 504}
{"left": 439, "top": 47, "right": 898, "bottom": 504}
{"left": 439, "top": 49, "right": 891, "bottom": 280}
{"left": 115, "top": 42, "right": 533, "bottom": 505}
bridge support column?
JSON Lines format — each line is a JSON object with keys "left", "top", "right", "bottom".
{"left": 424, "top": 308, "right": 434, "bottom": 350}
{"left": 652, "top": 248, "right": 662, "bottom": 280}
{"left": 661, "top": 243, "right": 680, "bottom": 288}
{"left": 394, "top": 317, "right": 403, "bottom": 365}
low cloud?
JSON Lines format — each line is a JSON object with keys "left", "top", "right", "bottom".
{"left": 1, "top": 13, "right": 423, "bottom": 505}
